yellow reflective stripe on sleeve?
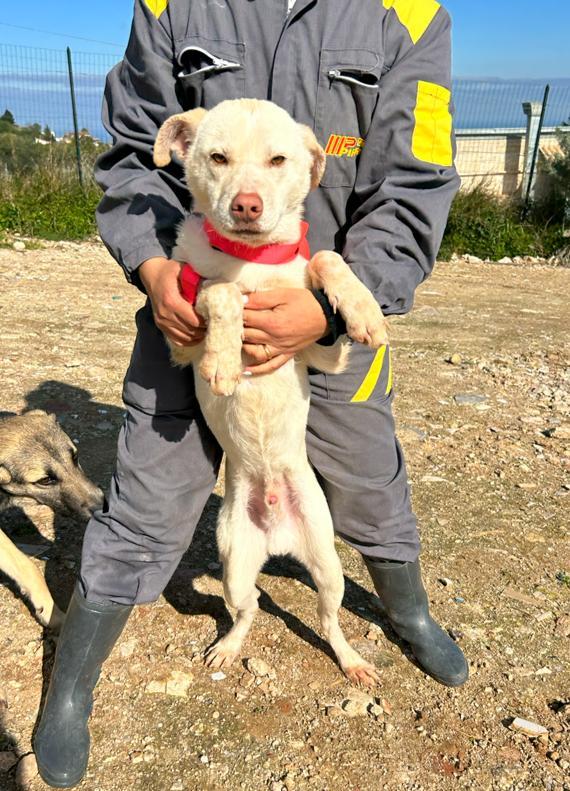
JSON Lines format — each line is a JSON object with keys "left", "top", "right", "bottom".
{"left": 351, "top": 345, "right": 387, "bottom": 403}
{"left": 412, "top": 80, "right": 453, "bottom": 167}
{"left": 385, "top": 347, "right": 393, "bottom": 395}
{"left": 144, "top": 0, "right": 169, "bottom": 19}
{"left": 382, "top": 0, "right": 441, "bottom": 45}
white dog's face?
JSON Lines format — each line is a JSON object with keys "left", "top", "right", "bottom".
{"left": 154, "top": 99, "right": 325, "bottom": 244}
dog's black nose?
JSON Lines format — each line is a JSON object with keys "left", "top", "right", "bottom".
{"left": 231, "top": 192, "right": 263, "bottom": 222}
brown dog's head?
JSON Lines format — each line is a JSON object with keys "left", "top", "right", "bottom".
{"left": 0, "top": 410, "right": 103, "bottom": 519}
{"left": 153, "top": 99, "right": 326, "bottom": 244}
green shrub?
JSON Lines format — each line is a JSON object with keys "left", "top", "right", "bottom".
{"left": 0, "top": 115, "right": 105, "bottom": 240}
{"left": 536, "top": 127, "right": 570, "bottom": 227}
{"left": 440, "top": 185, "right": 565, "bottom": 260}
{"left": 0, "top": 168, "right": 100, "bottom": 240}
{"left": 0, "top": 147, "right": 103, "bottom": 241}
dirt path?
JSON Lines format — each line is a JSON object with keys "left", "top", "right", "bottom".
{"left": 0, "top": 243, "right": 568, "bottom": 791}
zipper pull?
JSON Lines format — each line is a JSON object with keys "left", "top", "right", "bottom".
{"left": 212, "top": 55, "right": 242, "bottom": 71}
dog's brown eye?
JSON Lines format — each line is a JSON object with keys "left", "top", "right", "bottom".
{"left": 270, "top": 155, "right": 286, "bottom": 167}
{"left": 35, "top": 476, "right": 58, "bottom": 487}
{"left": 211, "top": 152, "right": 228, "bottom": 165}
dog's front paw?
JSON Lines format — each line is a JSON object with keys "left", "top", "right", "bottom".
{"left": 199, "top": 350, "right": 242, "bottom": 396}
{"left": 344, "top": 298, "right": 389, "bottom": 349}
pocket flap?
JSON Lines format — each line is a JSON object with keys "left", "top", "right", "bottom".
{"left": 320, "top": 48, "right": 383, "bottom": 77}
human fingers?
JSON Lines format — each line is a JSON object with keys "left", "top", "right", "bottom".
{"left": 170, "top": 336, "right": 205, "bottom": 348}
{"left": 173, "top": 297, "right": 207, "bottom": 329}
{"left": 154, "top": 309, "right": 205, "bottom": 339}
{"left": 242, "top": 327, "right": 275, "bottom": 345}
{"left": 242, "top": 289, "right": 288, "bottom": 311}
{"left": 242, "top": 343, "right": 275, "bottom": 363}
{"left": 162, "top": 320, "right": 205, "bottom": 344}
{"left": 242, "top": 307, "right": 277, "bottom": 332}
{"left": 162, "top": 326, "right": 198, "bottom": 346}
{"left": 245, "top": 353, "right": 293, "bottom": 375}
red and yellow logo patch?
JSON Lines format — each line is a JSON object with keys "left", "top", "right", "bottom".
{"left": 325, "top": 134, "right": 365, "bottom": 158}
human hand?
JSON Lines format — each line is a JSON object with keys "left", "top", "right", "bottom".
{"left": 138, "top": 257, "right": 206, "bottom": 346}
{"left": 242, "top": 288, "right": 328, "bottom": 375}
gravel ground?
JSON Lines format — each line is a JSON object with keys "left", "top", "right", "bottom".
{"left": 0, "top": 241, "right": 568, "bottom": 791}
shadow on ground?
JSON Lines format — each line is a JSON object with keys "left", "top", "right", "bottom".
{"left": 1, "top": 379, "right": 409, "bottom": 782}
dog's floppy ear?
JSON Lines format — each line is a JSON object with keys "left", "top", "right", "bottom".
{"left": 299, "top": 125, "right": 326, "bottom": 190}
{"left": 153, "top": 108, "right": 209, "bottom": 167}
{"left": 0, "top": 465, "right": 11, "bottom": 484}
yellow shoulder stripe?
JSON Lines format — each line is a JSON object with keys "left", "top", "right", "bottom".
{"left": 412, "top": 80, "right": 453, "bottom": 167}
{"left": 382, "top": 0, "right": 441, "bottom": 44}
{"left": 144, "top": 0, "right": 169, "bottom": 19}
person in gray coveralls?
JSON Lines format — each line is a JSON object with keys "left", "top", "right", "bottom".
{"left": 35, "top": 0, "right": 468, "bottom": 785}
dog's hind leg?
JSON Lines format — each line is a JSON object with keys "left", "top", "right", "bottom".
{"left": 205, "top": 475, "right": 268, "bottom": 669}
{"left": 0, "top": 529, "right": 64, "bottom": 629}
{"left": 288, "top": 468, "right": 380, "bottom": 687}
{"left": 204, "top": 539, "right": 266, "bottom": 669}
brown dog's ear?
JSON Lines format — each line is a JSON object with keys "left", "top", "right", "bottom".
{"left": 0, "top": 465, "right": 11, "bottom": 484}
{"left": 299, "top": 125, "right": 326, "bottom": 190}
{"left": 153, "top": 108, "right": 209, "bottom": 167}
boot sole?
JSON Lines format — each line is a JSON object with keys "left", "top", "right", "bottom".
{"left": 37, "top": 764, "right": 87, "bottom": 789}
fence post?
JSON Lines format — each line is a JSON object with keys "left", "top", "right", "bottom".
{"left": 521, "top": 101, "right": 542, "bottom": 199}
{"left": 66, "top": 46, "right": 84, "bottom": 191}
{"left": 521, "top": 85, "right": 550, "bottom": 215}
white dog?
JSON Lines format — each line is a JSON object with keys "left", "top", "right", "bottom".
{"left": 153, "top": 99, "right": 388, "bottom": 685}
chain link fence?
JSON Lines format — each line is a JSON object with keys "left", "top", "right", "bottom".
{"left": 1, "top": 42, "right": 569, "bottom": 199}
{"left": 0, "top": 43, "right": 119, "bottom": 142}
{"left": 454, "top": 78, "right": 570, "bottom": 199}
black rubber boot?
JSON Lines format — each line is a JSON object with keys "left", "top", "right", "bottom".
{"left": 34, "top": 586, "right": 132, "bottom": 788}
{"left": 364, "top": 558, "right": 468, "bottom": 687}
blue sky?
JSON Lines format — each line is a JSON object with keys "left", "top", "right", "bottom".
{"left": 0, "top": 0, "right": 568, "bottom": 78}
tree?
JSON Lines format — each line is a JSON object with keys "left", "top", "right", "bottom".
{"left": 1, "top": 109, "right": 15, "bottom": 125}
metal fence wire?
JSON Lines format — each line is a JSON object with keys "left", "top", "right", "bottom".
{"left": 453, "top": 78, "right": 570, "bottom": 198}
{"left": 1, "top": 42, "right": 569, "bottom": 199}
{"left": 0, "top": 43, "right": 119, "bottom": 142}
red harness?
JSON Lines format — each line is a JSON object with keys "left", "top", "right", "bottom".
{"left": 180, "top": 220, "right": 310, "bottom": 304}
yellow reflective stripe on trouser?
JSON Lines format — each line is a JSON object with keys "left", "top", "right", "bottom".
{"left": 385, "top": 347, "right": 393, "bottom": 395}
{"left": 382, "top": 0, "right": 441, "bottom": 45}
{"left": 412, "top": 80, "right": 453, "bottom": 167}
{"left": 144, "top": 0, "right": 169, "bottom": 19}
{"left": 351, "top": 345, "right": 392, "bottom": 403}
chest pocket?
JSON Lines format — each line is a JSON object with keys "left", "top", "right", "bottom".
{"left": 315, "top": 49, "right": 382, "bottom": 188}
{"left": 175, "top": 37, "right": 246, "bottom": 110}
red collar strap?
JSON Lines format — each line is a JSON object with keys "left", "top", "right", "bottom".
{"left": 180, "top": 220, "right": 310, "bottom": 304}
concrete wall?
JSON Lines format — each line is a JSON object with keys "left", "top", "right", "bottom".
{"left": 455, "top": 128, "right": 566, "bottom": 198}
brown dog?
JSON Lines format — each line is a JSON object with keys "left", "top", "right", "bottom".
{"left": 0, "top": 410, "right": 103, "bottom": 628}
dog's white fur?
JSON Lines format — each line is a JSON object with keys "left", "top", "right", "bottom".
{"left": 154, "top": 99, "right": 388, "bottom": 685}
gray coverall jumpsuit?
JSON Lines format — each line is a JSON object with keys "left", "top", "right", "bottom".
{"left": 81, "top": 0, "right": 459, "bottom": 605}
